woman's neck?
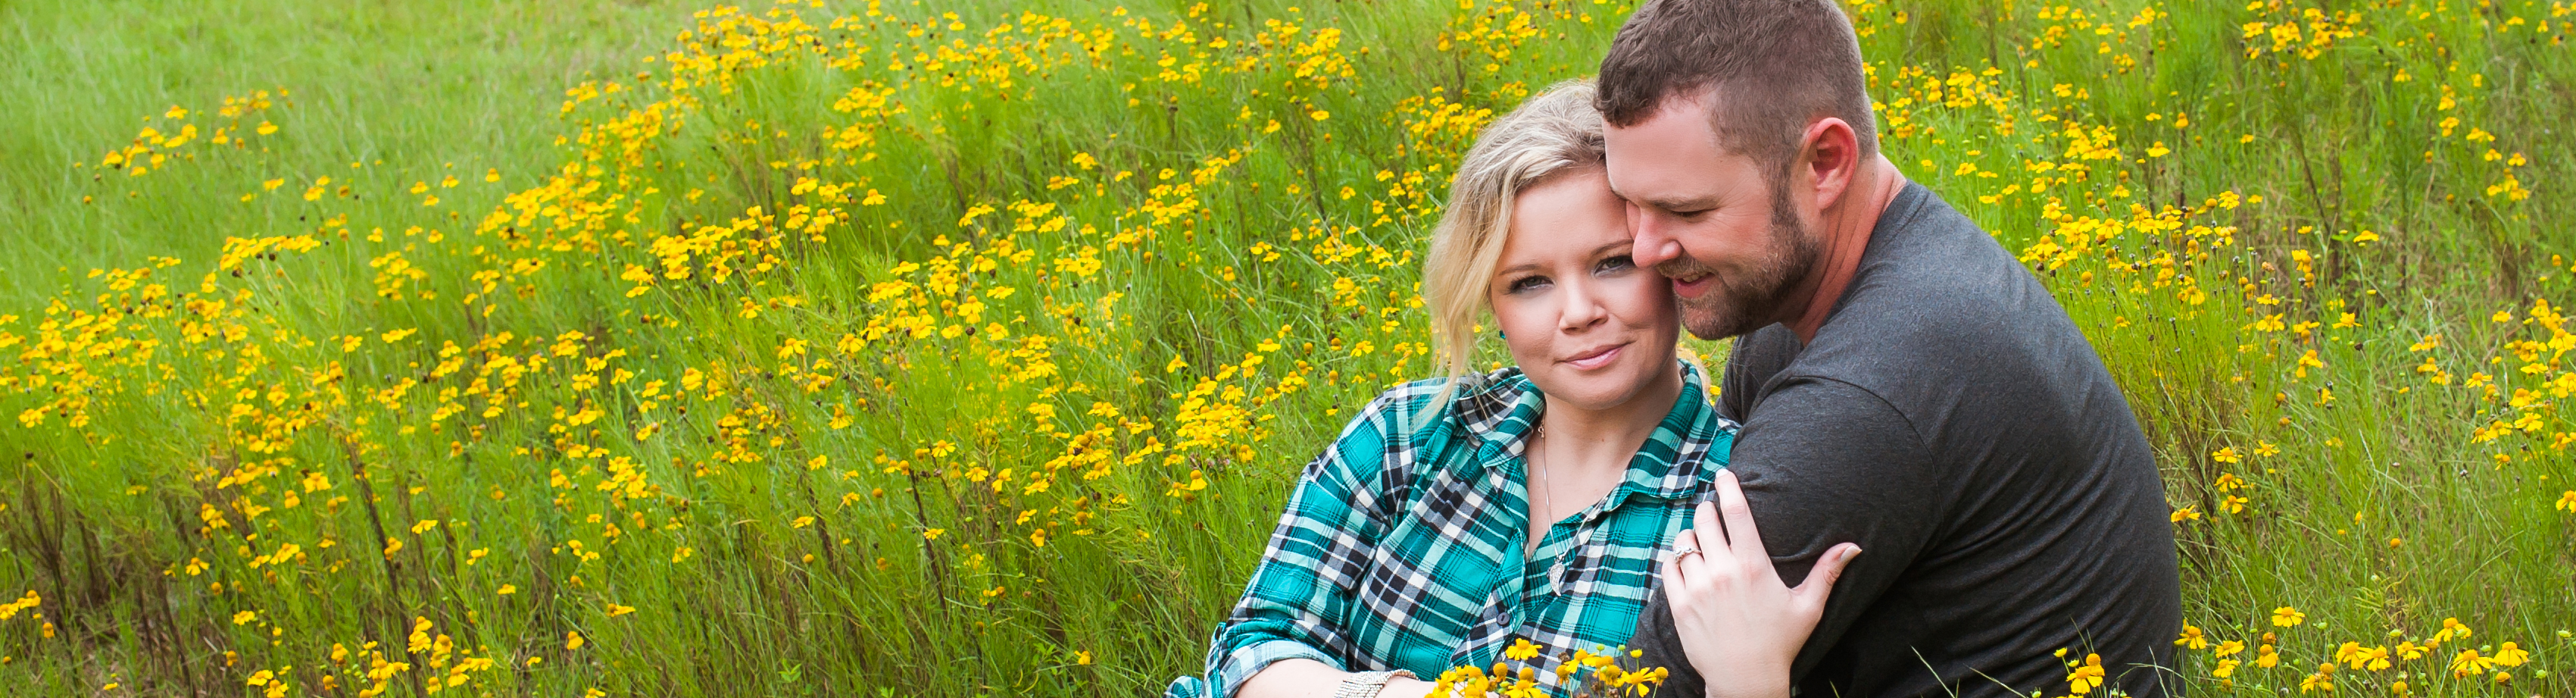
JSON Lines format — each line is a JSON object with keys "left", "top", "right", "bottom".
{"left": 1533, "top": 362, "right": 1685, "bottom": 475}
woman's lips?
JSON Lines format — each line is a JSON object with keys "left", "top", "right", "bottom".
{"left": 1563, "top": 343, "right": 1627, "bottom": 371}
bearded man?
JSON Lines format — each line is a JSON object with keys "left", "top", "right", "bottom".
{"left": 1595, "top": 2, "right": 2183, "bottom": 697}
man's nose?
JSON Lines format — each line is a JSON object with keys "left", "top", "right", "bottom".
{"left": 1627, "top": 202, "right": 1682, "bottom": 270}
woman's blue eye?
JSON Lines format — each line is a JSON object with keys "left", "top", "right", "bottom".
{"left": 1507, "top": 276, "right": 1550, "bottom": 293}
{"left": 1597, "top": 255, "right": 1635, "bottom": 273}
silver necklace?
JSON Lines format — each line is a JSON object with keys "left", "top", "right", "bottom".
{"left": 1531, "top": 423, "right": 1553, "bottom": 529}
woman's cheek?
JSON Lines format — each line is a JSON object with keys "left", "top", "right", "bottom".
{"left": 1490, "top": 296, "right": 1552, "bottom": 368}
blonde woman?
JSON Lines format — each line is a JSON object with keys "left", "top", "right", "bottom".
{"left": 1166, "top": 82, "right": 1860, "bottom": 698}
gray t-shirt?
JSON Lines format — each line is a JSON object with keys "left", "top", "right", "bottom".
{"left": 1630, "top": 183, "right": 2181, "bottom": 698}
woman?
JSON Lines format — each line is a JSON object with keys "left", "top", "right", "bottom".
{"left": 1166, "top": 82, "right": 1859, "bottom": 698}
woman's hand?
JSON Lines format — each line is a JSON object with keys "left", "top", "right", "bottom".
{"left": 1661, "top": 469, "right": 1861, "bottom": 698}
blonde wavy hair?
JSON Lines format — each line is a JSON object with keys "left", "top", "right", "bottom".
{"left": 1421, "top": 80, "right": 1607, "bottom": 408}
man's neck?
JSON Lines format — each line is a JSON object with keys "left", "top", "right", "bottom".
{"left": 1782, "top": 155, "right": 1906, "bottom": 344}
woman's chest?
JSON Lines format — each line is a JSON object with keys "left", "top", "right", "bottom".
{"left": 1356, "top": 462, "right": 1694, "bottom": 674}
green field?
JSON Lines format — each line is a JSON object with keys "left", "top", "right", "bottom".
{"left": 1, "top": 0, "right": 2571, "bottom": 695}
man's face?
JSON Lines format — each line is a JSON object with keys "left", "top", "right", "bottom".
{"left": 1603, "top": 95, "right": 1818, "bottom": 340}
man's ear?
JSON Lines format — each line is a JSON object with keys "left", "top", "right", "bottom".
{"left": 1797, "top": 117, "right": 1861, "bottom": 212}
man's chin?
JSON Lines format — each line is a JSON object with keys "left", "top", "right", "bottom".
{"left": 1678, "top": 308, "right": 1745, "bottom": 341}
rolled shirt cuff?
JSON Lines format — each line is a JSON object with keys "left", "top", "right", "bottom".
{"left": 1215, "top": 639, "right": 1341, "bottom": 698}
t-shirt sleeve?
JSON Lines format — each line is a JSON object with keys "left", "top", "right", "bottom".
{"left": 1717, "top": 327, "right": 1800, "bottom": 422}
{"left": 1629, "top": 376, "right": 1937, "bottom": 695}
{"left": 1200, "top": 390, "right": 1417, "bottom": 696}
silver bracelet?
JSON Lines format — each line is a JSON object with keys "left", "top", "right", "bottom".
{"left": 1333, "top": 669, "right": 1417, "bottom": 698}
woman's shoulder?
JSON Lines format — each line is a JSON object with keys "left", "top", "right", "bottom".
{"left": 1367, "top": 366, "right": 1529, "bottom": 435}
{"left": 1313, "top": 368, "right": 1530, "bottom": 475}
{"left": 1672, "top": 359, "right": 1738, "bottom": 433}
{"left": 1298, "top": 369, "right": 1531, "bottom": 526}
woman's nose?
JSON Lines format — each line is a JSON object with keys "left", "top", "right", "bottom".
{"left": 1559, "top": 279, "right": 1609, "bottom": 332}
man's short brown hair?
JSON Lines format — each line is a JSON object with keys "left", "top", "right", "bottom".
{"left": 1595, "top": 0, "right": 1877, "bottom": 178}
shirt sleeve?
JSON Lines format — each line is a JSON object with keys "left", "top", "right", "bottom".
{"left": 1628, "top": 376, "right": 1938, "bottom": 696}
{"left": 1203, "top": 388, "right": 1423, "bottom": 697}
{"left": 1716, "top": 326, "right": 1799, "bottom": 422}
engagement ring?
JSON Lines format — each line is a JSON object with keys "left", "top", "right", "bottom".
{"left": 1673, "top": 541, "right": 1700, "bottom": 558}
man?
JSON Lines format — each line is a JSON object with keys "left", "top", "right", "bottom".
{"left": 1594, "top": 2, "right": 2182, "bottom": 698}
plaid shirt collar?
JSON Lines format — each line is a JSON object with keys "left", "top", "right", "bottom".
{"left": 1441, "top": 361, "right": 1715, "bottom": 509}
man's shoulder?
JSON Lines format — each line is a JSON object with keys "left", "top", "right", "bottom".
{"left": 1768, "top": 181, "right": 2129, "bottom": 452}
{"left": 1813, "top": 185, "right": 2081, "bottom": 374}
{"left": 1854, "top": 184, "right": 2041, "bottom": 320}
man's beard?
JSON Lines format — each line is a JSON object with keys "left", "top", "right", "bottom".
{"left": 1658, "top": 180, "right": 1819, "bottom": 340}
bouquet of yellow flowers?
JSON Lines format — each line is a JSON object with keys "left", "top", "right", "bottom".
{"left": 1425, "top": 640, "right": 1671, "bottom": 698}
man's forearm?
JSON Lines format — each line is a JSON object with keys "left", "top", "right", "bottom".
{"left": 1630, "top": 590, "right": 1710, "bottom": 698}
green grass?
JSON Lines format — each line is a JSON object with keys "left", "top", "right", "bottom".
{"left": 0, "top": 0, "right": 2571, "bottom": 696}
{"left": 0, "top": 0, "right": 715, "bottom": 305}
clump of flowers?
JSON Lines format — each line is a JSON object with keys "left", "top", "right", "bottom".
{"left": 1427, "top": 640, "right": 1668, "bottom": 698}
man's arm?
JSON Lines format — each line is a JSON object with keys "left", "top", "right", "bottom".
{"left": 1634, "top": 377, "right": 1941, "bottom": 696}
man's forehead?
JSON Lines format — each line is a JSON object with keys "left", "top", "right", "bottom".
{"left": 1603, "top": 103, "right": 1730, "bottom": 200}
{"left": 1606, "top": 83, "right": 1724, "bottom": 130}
{"left": 1603, "top": 109, "right": 1719, "bottom": 155}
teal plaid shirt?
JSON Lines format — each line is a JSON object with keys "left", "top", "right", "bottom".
{"left": 1169, "top": 360, "right": 1735, "bottom": 696}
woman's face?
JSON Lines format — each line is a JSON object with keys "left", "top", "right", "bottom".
{"left": 1488, "top": 167, "right": 1683, "bottom": 412}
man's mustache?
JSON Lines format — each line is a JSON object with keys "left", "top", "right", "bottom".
{"left": 1654, "top": 258, "right": 1719, "bottom": 283}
